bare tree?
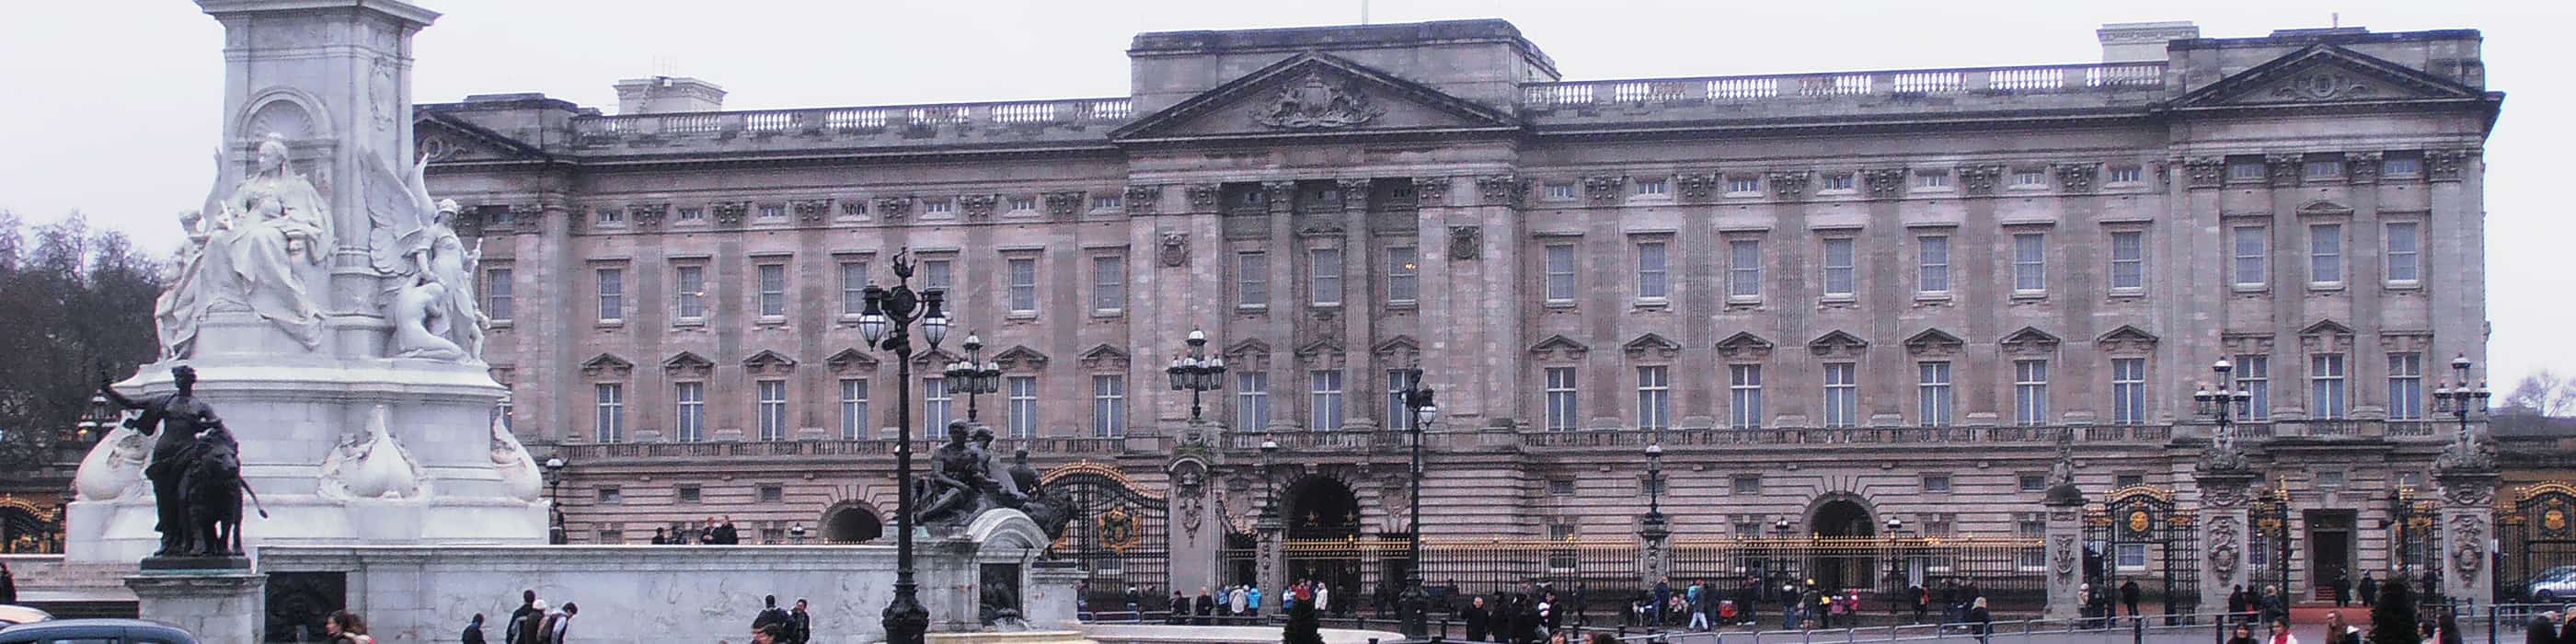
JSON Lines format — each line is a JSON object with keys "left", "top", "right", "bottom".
{"left": 0, "top": 213, "right": 164, "bottom": 467}
{"left": 2500, "top": 370, "right": 2576, "bottom": 417}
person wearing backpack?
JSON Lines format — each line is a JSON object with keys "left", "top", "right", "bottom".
{"left": 753, "top": 594, "right": 792, "bottom": 635}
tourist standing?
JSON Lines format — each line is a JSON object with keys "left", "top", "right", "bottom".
{"left": 544, "top": 603, "right": 577, "bottom": 643}
{"left": 1466, "top": 596, "right": 1491, "bottom": 642}
{"left": 462, "top": 614, "right": 487, "bottom": 644}
{"left": 0, "top": 561, "right": 15, "bottom": 604}
{"left": 2122, "top": 580, "right": 2143, "bottom": 617}
{"left": 699, "top": 517, "right": 721, "bottom": 545}
{"left": 2331, "top": 568, "right": 2352, "bottom": 607}
{"left": 2267, "top": 618, "right": 2300, "bottom": 644}
{"left": 507, "top": 592, "right": 540, "bottom": 644}
{"left": 716, "top": 516, "right": 742, "bottom": 545}
{"left": 2228, "top": 585, "right": 2251, "bottom": 625}
{"left": 2321, "top": 612, "right": 2361, "bottom": 644}
{"left": 2357, "top": 573, "right": 2379, "bottom": 605}
{"left": 1195, "top": 587, "right": 1216, "bottom": 624}
{"left": 326, "top": 610, "right": 375, "bottom": 644}
{"left": 789, "top": 598, "right": 812, "bottom": 644}
{"left": 2260, "top": 586, "right": 2287, "bottom": 627}
{"left": 1247, "top": 585, "right": 1262, "bottom": 617}
{"left": 650, "top": 527, "right": 668, "bottom": 545}
{"left": 1968, "top": 597, "right": 1992, "bottom": 644}
{"left": 754, "top": 595, "right": 792, "bottom": 634}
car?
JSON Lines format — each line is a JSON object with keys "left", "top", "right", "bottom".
{"left": 0, "top": 606, "right": 50, "bottom": 627}
{"left": 0, "top": 618, "right": 199, "bottom": 644}
{"left": 2526, "top": 565, "right": 2576, "bottom": 602}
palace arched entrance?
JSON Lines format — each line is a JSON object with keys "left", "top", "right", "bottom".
{"left": 1811, "top": 496, "right": 1877, "bottom": 591}
{"left": 822, "top": 503, "right": 882, "bottom": 544}
{"left": 1284, "top": 476, "right": 1363, "bottom": 615}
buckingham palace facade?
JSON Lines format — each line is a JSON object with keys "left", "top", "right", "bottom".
{"left": 418, "top": 18, "right": 2502, "bottom": 604}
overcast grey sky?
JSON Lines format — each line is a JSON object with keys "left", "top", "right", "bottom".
{"left": 2, "top": 0, "right": 2568, "bottom": 385}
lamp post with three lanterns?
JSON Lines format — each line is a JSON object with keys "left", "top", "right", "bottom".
{"left": 1395, "top": 369, "right": 1438, "bottom": 638}
{"left": 1165, "top": 329, "right": 1226, "bottom": 423}
{"left": 944, "top": 335, "right": 1002, "bottom": 423}
{"left": 855, "top": 250, "right": 952, "bottom": 644}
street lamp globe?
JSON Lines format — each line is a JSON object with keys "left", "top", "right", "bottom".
{"left": 543, "top": 456, "right": 566, "bottom": 472}
{"left": 919, "top": 291, "right": 950, "bottom": 347}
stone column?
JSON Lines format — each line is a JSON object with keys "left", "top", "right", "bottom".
{"left": 1639, "top": 513, "right": 1672, "bottom": 589}
{"left": 2042, "top": 492, "right": 2087, "bottom": 620}
{"left": 2433, "top": 466, "right": 2499, "bottom": 606}
{"left": 1257, "top": 513, "right": 1285, "bottom": 608}
{"left": 1166, "top": 457, "right": 1220, "bottom": 598}
{"left": 2196, "top": 469, "right": 2258, "bottom": 616}
{"left": 128, "top": 570, "right": 267, "bottom": 642}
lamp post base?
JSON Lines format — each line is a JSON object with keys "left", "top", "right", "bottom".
{"left": 885, "top": 589, "right": 931, "bottom": 644}
{"left": 1397, "top": 582, "right": 1428, "bottom": 638}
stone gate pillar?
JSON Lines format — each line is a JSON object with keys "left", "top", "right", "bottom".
{"left": 1167, "top": 456, "right": 1221, "bottom": 597}
{"left": 2042, "top": 486, "right": 2088, "bottom": 620}
{"left": 2196, "top": 469, "right": 2256, "bottom": 616}
{"left": 1639, "top": 512, "right": 1672, "bottom": 589}
{"left": 2434, "top": 465, "right": 2499, "bottom": 606}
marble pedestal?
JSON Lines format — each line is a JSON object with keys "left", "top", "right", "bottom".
{"left": 127, "top": 569, "right": 266, "bottom": 642}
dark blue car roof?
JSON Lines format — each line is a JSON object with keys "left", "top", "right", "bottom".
{"left": 0, "top": 618, "right": 199, "bottom": 643}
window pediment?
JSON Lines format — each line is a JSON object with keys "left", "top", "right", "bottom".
{"left": 1714, "top": 331, "right": 1774, "bottom": 361}
{"left": 1622, "top": 333, "right": 1682, "bottom": 362}
{"left": 1808, "top": 330, "right": 1869, "bottom": 359}
{"left": 662, "top": 351, "right": 715, "bottom": 378}
{"left": 2000, "top": 327, "right": 2061, "bottom": 356}
{"left": 1905, "top": 328, "right": 1965, "bottom": 357}
{"left": 581, "top": 353, "right": 633, "bottom": 379}
{"left": 825, "top": 348, "right": 879, "bottom": 374}
{"left": 1528, "top": 335, "right": 1589, "bottom": 362}
{"left": 2095, "top": 325, "right": 2160, "bottom": 355}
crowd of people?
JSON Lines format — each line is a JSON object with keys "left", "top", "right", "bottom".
{"left": 648, "top": 516, "right": 744, "bottom": 545}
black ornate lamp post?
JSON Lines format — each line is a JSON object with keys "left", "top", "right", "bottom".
{"left": 1165, "top": 328, "right": 1227, "bottom": 423}
{"left": 2193, "top": 358, "right": 2255, "bottom": 451}
{"left": 2432, "top": 353, "right": 2491, "bottom": 452}
{"left": 790, "top": 523, "right": 811, "bottom": 546}
{"left": 1397, "top": 368, "right": 1438, "bottom": 638}
{"left": 856, "top": 250, "right": 951, "bottom": 644}
{"left": 944, "top": 334, "right": 1001, "bottom": 422}
{"left": 543, "top": 456, "right": 568, "bottom": 545}
{"left": 1640, "top": 443, "right": 1672, "bottom": 595}
{"left": 1257, "top": 438, "right": 1283, "bottom": 598}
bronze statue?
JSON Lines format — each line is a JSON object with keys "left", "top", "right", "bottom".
{"left": 99, "top": 366, "right": 223, "bottom": 558}
{"left": 914, "top": 421, "right": 989, "bottom": 529}
{"left": 175, "top": 417, "right": 266, "bottom": 556}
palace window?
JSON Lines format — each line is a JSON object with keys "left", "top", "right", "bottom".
{"left": 1092, "top": 255, "right": 1125, "bottom": 313}
{"left": 1007, "top": 196, "right": 1037, "bottom": 212}
{"left": 1237, "top": 251, "right": 1269, "bottom": 307}
{"left": 1726, "top": 176, "right": 1761, "bottom": 194}
{"left": 1236, "top": 372, "right": 1271, "bottom": 431}
{"left": 677, "top": 486, "right": 702, "bottom": 503}
{"left": 1637, "top": 366, "right": 1672, "bottom": 431}
{"left": 759, "top": 204, "right": 786, "bottom": 219}
{"left": 2232, "top": 226, "right": 2268, "bottom": 288}
{"left": 922, "top": 258, "right": 954, "bottom": 292}
{"left": 1729, "top": 364, "right": 1764, "bottom": 429}
{"left": 1092, "top": 374, "right": 1126, "bottom": 438}
{"left": 1543, "top": 244, "right": 1577, "bottom": 304}
{"left": 756, "top": 263, "right": 787, "bottom": 317}
{"left": 1544, "top": 367, "right": 1579, "bottom": 431}
{"left": 2383, "top": 156, "right": 2423, "bottom": 178}
{"left": 1822, "top": 237, "right": 1856, "bottom": 297}
{"left": 1007, "top": 375, "right": 1039, "bottom": 439}
{"left": 2110, "top": 231, "right": 2145, "bottom": 292}
{"left": 1091, "top": 193, "right": 1123, "bottom": 211}
{"left": 839, "top": 260, "right": 868, "bottom": 316}
{"left": 2235, "top": 354, "right": 2271, "bottom": 421}
{"left": 485, "top": 268, "right": 513, "bottom": 322}
{"left": 595, "top": 268, "right": 625, "bottom": 322}
{"left": 2305, "top": 159, "right": 2343, "bottom": 178}
{"left": 1634, "top": 178, "right": 1669, "bottom": 196}
{"left": 1918, "top": 362, "right": 1953, "bottom": 426}
{"left": 1917, "top": 236, "right": 1950, "bottom": 295}
{"left": 673, "top": 266, "right": 707, "bottom": 320}
{"left": 2228, "top": 159, "right": 2267, "bottom": 181}
{"left": 594, "top": 383, "right": 626, "bottom": 443}
{"left": 2386, "top": 222, "right": 2421, "bottom": 284}
{"left": 2014, "top": 359, "right": 2050, "bottom": 426}
{"left": 1923, "top": 475, "right": 1952, "bottom": 493}
{"left": 925, "top": 376, "right": 953, "bottom": 438}
{"left": 1727, "top": 239, "right": 1763, "bottom": 299}
{"left": 1915, "top": 170, "right": 1950, "bottom": 189}
{"left": 677, "top": 207, "right": 705, "bottom": 222}
{"left": 922, "top": 198, "right": 954, "bottom": 214}
{"left": 1821, "top": 173, "right": 1855, "bottom": 191}
{"left": 1544, "top": 182, "right": 1579, "bottom": 201}
{"left": 2107, "top": 166, "right": 2144, "bottom": 183}
{"left": 1308, "top": 248, "right": 1342, "bottom": 306}
{"left": 839, "top": 378, "right": 868, "bottom": 440}
{"left": 1006, "top": 258, "right": 1039, "bottom": 315}
{"left": 674, "top": 382, "right": 705, "bottom": 443}
{"left": 755, "top": 379, "right": 788, "bottom": 442}
{"left": 1823, "top": 362, "right": 1857, "bottom": 428}
{"left": 2111, "top": 358, "right": 2147, "bottom": 425}
{"left": 1387, "top": 246, "right": 1420, "bottom": 305}
{"left": 1635, "top": 241, "right": 1668, "bottom": 301}
{"left": 596, "top": 208, "right": 624, "bottom": 224}
{"left": 2011, "top": 169, "right": 2046, "bottom": 188}
{"left": 1731, "top": 475, "right": 1762, "bottom": 494}
{"left": 1308, "top": 370, "right": 1345, "bottom": 431}
{"left": 2012, "top": 234, "right": 2047, "bottom": 293}
{"left": 2311, "top": 353, "right": 2348, "bottom": 419}
{"left": 597, "top": 488, "right": 623, "bottom": 504}
{"left": 2388, "top": 352, "right": 2424, "bottom": 420}
{"left": 1386, "top": 369, "right": 1418, "bottom": 431}
{"left": 2309, "top": 224, "right": 2344, "bottom": 285}
{"left": 2018, "top": 474, "right": 2048, "bottom": 492}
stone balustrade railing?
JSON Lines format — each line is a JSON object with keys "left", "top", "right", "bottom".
{"left": 1523, "top": 62, "right": 2166, "bottom": 109}
{"left": 549, "top": 418, "right": 2452, "bottom": 461}
{"left": 570, "top": 97, "right": 1135, "bottom": 141}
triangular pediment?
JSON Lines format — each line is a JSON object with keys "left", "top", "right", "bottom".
{"left": 1110, "top": 52, "right": 1522, "bottom": 143}
{"left": 2000, "top": 327, "right": 2063, "bottom": 354}
{"left": 1294, "top": 338, "right": 1345, "bottom": 358}
{"left": 414, "top": 109, "right": 549, "bottom": 163}
{"left": 580, "top": 352, "right": 632, "bottom": 377}
{"left": 1808, "top": 330, "right": 1870, "bottom": 351}
{"left": 1621, "top": 333, "right": 1682, "bottom": 361}
{"left": 1527, "top": 335, "right": 1589, "bottom": 356}
{"left": 2176, "top": 44, "right": 2484, "bottom": 109}
{"left": 2300, "top": 318, "right": 2354, "bottom": 337}
{"left": 742, "top": 349, "right": 797, "bottom": 369}
{"left": 1225, "top": 338, "right": 1273, "bottom": 358}
{"left": 662, "top": 351, "right": 715, "bottom": 376}
{"left": 824, "top": 348, "right": 879, "bottom": 373}
{"left": 2096, "top": 325, "right": 2160, "bottom": 346}
{"left": 1905, "top": 328, "right": 1965, "bottom": 353}
{"left": 992, "top": 346, "right": 1050, "bottom": 371}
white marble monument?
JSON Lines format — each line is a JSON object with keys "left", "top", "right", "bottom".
{"left": 67, "top": 0, "right": 545, "bottom": 566}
